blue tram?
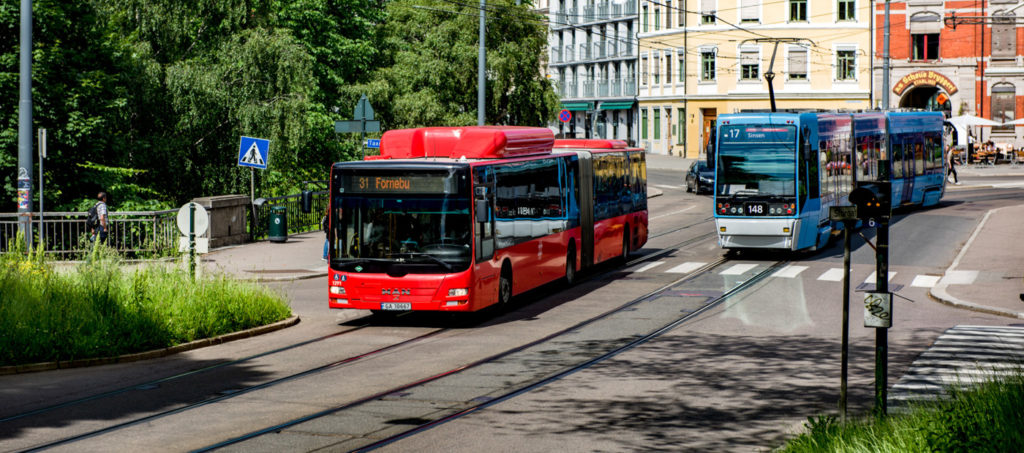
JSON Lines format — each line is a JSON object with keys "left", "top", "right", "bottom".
{"left": 713, "top": 110, "right": 946, "bottom": 251}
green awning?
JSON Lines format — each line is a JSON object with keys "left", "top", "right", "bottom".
{"left": 561, "top": 102, "right": 594, "bottom": 111}
{"left": 599, "top": 101, "right": 635, "bottom": 110}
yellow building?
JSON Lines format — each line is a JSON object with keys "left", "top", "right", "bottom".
{"left": 637, "top": 0, "right": 873, "bottom": 157}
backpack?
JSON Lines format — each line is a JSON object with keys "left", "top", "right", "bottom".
{"left": 85, "top": 202, "right": 100, "bottom": 230}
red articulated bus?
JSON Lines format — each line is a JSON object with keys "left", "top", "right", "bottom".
{"left": 327, "top": 126, "right": 647, "bottom": 313}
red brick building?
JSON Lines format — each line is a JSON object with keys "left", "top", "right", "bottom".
{"left": 875, "top": 1, "right": 1024, "bottom": 145}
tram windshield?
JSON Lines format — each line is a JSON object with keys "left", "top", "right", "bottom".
{"left": 715, "top": 125, "right": 797, "bottom": 198}
{"left": 330, "top": 168, "right": 472, "bottom": 274}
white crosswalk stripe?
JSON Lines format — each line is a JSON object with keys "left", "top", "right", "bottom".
{"left": 864, "top": 271, "right": 897, "bottom": 284}
{"left": 666, "top": 262, "right": 706, "bottom": 274}
{"left": 771, "top": 265, "right": 808, "bottom": 278}
{"left": 910, "top": 275, "right": 941, "bottom": 288}
{"left": 634, "top": 261, "right": 665, "bottom": 273}
{"left": 890, "top": 325, "right": 1024, "bottom": 406}
{"left": 940, "top": 270, "right": 978, "bottom": 285}
{"left": 817, "top": 268, "right": 845, "bottom": 281}
{"left": 720, "top": 263, "right": 758, "bottom": 275}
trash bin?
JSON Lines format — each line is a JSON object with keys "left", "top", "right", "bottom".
{"left": 268, "top": 206, "right": 288, "bottom": 243}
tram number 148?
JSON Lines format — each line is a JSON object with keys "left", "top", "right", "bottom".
{"left": 745, "top": 203, "right": 767, "bottom": 216}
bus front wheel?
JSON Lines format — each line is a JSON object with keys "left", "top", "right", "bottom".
{"left": 498, "top": 265, "right": 513, "bottom": 306}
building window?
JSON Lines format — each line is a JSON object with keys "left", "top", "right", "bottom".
{"left": 653, "top": 54, "right": 660, "bottom": 84}
{"left": 993, "top": 85, "right": 1016, "bottom": 132}
{"left": 701, "top": 51, "right": 716, "bottom": 81}
{"left": 678, "top": 52, "right": 686, "bottom": 82}
{"left": 654, "top": 109, "right": 661, "bottom": 140}
{"left": 641, "top": 56, "right": 648, "bottom": 85}
{"left": 740, "top": 50, "right": 759, "bottom": 81}
{"left": 993, "top": 12, "right": 1016, "bottom": 59}
{"left": 788, "top": 47, "right": 808, "bottom": 80}
{"left": 701, "top": 0, "right": 715, "bottom": 24}
{"left": 655, "top": 8, "right": 661, "bottom": 31}
{"left": 836, "top": 49, "right": 856, "bottom": 80}
{"left": 666, "top": 57, "right": 672, "bottom": 85}
{"left": 740, "top": 0, "right": 758, "bottom": 23}
{"left": 666, "top": 1, "right": 672, "bottom": 28}
{"left": 643, "top": 5, "right": 649, "bottom": 32}
{"left": 677, "top": 108, "right": 686, "bottom": 145}
{"left": 912, "top": 34, "right": 939, "bottom": 61}
{"left": 837, "top": 0, "right": 855, "bottom": 21}
{"left": 642, "top": 109, "right": 648, "bottom": 139}
{"left": 790, "top": 0, "right": 807, "bottom": 22}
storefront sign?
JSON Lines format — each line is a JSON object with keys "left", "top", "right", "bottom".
{"left": 892, "top": 71, "right": 958, "bottom": 96}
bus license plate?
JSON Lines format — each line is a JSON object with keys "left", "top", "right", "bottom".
{"left": 744, "top": 203, "right": 767, "bottom": 216}
{"left": 380, "top": 303, "right": 411, "bottom": 311}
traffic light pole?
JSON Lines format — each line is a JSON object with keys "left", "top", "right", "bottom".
{"left": 874, "top": 218, "right": 890, "bottom": 417}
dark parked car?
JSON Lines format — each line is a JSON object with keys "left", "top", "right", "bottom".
{"left": 685, "top": 161, "right": 714, "bottom": 194}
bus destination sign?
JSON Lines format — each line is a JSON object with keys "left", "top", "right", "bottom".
{"left": 345, "top": 174, "right": 449, "bottom": 194}
{"left": 721, "top": 126, "right": 796, "bottom": 144}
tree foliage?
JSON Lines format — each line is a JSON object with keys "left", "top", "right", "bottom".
{"left": 1, "top": 0, "right": 554, "bottom": 212}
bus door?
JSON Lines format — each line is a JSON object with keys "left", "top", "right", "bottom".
{"left": 576, "top": 151, "right": 595, "bottom": 268}
{"left": 472, "top": 169, "right": 499, "bottom": 304}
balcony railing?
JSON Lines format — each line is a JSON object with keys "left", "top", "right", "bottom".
{"left": 580, "top": 44, "right": 592, "bottom": 60}
{"left": 551, "top": 47, "right": 562, "bottom": 63}
{"left": 598, "top": 80, "right": 609, "bottom": 97}
{"left": 623, "top": 79, "right": 637, "bottom": 95}
{"left": 595, "top": 41, "right": 606, "bottom": 58}
{"left": 562, "top": 82, "right": 577, "bottom": 98}
{"left": 582, "top": 80, "right": 595, "bottom": 97}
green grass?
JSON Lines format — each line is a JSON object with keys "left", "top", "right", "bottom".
{"left": 779, "top": 371, "right": 1024, "bottom": 453}
{"left": 0, "top": 239, "right": 292, "bottom": 367}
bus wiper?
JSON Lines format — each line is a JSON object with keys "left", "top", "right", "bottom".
{"left": 391, "top": 252, "right": 453, "bottom": 271}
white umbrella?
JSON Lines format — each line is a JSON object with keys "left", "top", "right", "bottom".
{"left": 1002, "top": 118, "right": 1024, "bottom": 126}
{"left": 948, "top": 114, "right": 1002, "bottom": 127}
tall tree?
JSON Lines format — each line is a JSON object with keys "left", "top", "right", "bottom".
{"left": 350, "top": 0, "right": 558, "bottom": 129}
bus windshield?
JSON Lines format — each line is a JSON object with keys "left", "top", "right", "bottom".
{"left": 330, "top": 168, "right": 472, "bottom": 274}
{"left": 715, "top": 125, "right": 797, "bottom": 197}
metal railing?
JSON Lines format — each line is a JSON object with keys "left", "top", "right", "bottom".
{"left": 1, "top": 191, "right": 330, "bottom": 258}
{"left": 250, "top": 191, "right": 328, "bottom": 240}
{"left": 0, "top": 210, "right": 178, "bottom": 257}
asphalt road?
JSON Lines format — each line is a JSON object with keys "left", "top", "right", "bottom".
{"left": 2, "top": 168, "right": 1022, "bottom": 452}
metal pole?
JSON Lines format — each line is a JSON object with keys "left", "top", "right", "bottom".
{"left": 38, "top": 128, "right": 45, "bottom": 250}
{"left": 17, "top": 0, "right": 33, "bottom": 250}
{"left": 189, "top": 202, "right": 196, "bottom": 281}
{"left": 874, "top": 219, "right": 890, "bottom": 416}
{"left": 478, "top": 0, "right": 486, "bottom": 126}
{"left": 882, "top": 0, "right": 890, "bottom": 109}
{"left": 250, "top": 167, "right": 257, "bottom": 240}
{"left": 840, "top": 222, "right": 851, "bottom": 421}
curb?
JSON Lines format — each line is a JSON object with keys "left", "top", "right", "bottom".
{"left": 928, "top": 205, "right": 1024, "bottom": 319}
{"left": 0, "top": 315, "right": 301, "bottom": 376}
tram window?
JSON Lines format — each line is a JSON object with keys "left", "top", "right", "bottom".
{"left": 921, "top": 142, "right": 929, "bottom": 176}
{"left": 891, "top": 141, "right": 904, "bottom": 178}
{"left": 805, "top": 135, "right": 819, "bottom": 198}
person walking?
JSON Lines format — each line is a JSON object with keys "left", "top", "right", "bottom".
{"left": 947, "top": 148, "right": 960, "bottom": 185}
{"left": 88, "top": 191, "right": 109, "bottom": 244}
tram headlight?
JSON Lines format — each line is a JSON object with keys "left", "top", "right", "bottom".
{"left": 330, "top": 286, "right": 346, "bottom": 295}
{"left": 448, "top": 288, "right": 468, "bottom": 297}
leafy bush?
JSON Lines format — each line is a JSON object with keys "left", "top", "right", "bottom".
{"left": 0, "top": 237, "right": 291, "bottom": 367}
{"left": 779, "top": 372, "right": 1024, "bottom": 453}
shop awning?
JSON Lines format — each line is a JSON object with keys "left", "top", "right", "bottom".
{"left": 599, "top": 101, "right": 635, "bottom": 110}
{"left": 561, "top": 102, "right": 594, "bottom": 111}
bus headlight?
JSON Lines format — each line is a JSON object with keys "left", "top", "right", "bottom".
{"left": 330, "top": 286, "right": 346, "bottom": 295}
{"left": 448, "top": 288, "right": 468, "bottom": 297}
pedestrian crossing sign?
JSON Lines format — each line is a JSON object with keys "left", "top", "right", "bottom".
{"left": 238, "top": 136, "right": 270, "bottom": 170}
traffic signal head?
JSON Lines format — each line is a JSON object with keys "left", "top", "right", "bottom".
{"left": 849, "top": 182, "right": 891, "bottom": 221}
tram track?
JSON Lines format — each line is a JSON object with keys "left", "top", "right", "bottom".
{"left": 10, "top": 216, "right": 720, "bottom": 452}
{"left": 197, "top": 255, "right": 788, "bottom": 452}
{"left": 11, "top": 326, "right": 449, "bottom": 452}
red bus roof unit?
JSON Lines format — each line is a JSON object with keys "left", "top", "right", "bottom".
{"left": 377, "top": 126, "right": 554, "bottom": 160}
{"left": 553, "top": 139, "right": 628, "bottom": 149}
